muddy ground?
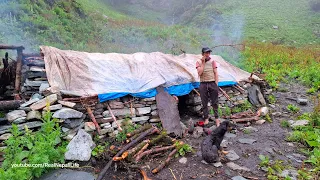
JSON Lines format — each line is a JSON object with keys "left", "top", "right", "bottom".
{"left": 88, "top": 82, "right": 316, "bottom": 180}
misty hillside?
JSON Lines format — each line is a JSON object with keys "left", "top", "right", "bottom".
{"left": 0, "top": 0, "right": 319, "bottom": 54}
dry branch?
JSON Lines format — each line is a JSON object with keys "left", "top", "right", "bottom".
{"left": 152, "top": 148, "right": 177, "bottom": 174}
{"left": 231, "top": 116, "right": 259, "bottom": 123}
{"left": 140, "top": 168, "right": 152, "bottom": 180}
{"left": 133, "top": 143, "right": 149, "bottom": 159}
{"left": 135, "top": 145, "right": 175, "bottom": 162}
{"left": 97, "top": 127, "right": 156, "bottom": 180}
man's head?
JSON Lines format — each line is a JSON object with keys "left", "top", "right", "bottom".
{"left": 202, "top": 47, "right": 212, "bottom": 58}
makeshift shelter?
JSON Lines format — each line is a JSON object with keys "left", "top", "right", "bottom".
{"left": 40, "top": 46, "right": 252, "bottom": 103}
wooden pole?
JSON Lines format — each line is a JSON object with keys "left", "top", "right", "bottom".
{"left": 107, "top": 103, "right": 123, "bottom": 131}
{"left": 219, "top": 87, "right": 231, "bottom": 101}
{"left": 0, "top": 44, "right": 24, "bottom": 50}
{"left": 86, "top": 106, "right": 101, "bottom": 135}
{"left": 14, "top": 48, "right": 24, "bottom": 100}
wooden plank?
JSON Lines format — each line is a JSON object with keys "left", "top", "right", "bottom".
{"left": 155, "top": 86, "right": 183, "bottom": 137}
{"left": 0, "top": 44, "right": 24, "bottom": 50}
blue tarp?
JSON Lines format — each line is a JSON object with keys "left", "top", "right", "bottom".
{"left": 98, "top": 81, "right": 237, "bottom": 102}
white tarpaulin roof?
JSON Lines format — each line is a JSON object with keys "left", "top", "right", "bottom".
{"left": 40, "top": 46, "right": 253, "bottom": 101}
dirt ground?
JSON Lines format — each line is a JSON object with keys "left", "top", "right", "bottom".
{"left": 91, "top": 82, "right": 316, "bottom": 180}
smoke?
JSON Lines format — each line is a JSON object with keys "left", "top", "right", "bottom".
{"left": 211, "top": 12, "right": 245, "bottom": 64}
{"left": 0, "top": 0, "right": 39, "bottom": 53}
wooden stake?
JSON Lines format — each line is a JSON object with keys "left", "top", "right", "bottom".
{"left": 193, "top": 89, "right": 201, "bottom": 96}
{"left": 107, "top": 102, "right": 123, "bottom": 131}
{"left": 219, "top": 87, "right": 231, "bottom": 101}
{"left": 86, "top": 106, "right": 101, "bottom": 135}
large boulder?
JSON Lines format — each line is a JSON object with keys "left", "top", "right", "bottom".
{"left": 64, "top": 129, "right": 95, "bottom": 161}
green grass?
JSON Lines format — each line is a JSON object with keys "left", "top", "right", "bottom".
{"left": 287, "top": 104, "right": 300, "bottom": 113}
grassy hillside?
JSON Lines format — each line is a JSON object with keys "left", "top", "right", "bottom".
{"left": 0, "top": 0, "right": 212, "bottom": 53}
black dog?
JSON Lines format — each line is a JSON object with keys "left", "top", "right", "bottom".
{"left": 201, "top": 120, "right": 235, "bottom": 163}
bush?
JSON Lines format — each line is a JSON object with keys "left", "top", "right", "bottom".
{"left": 0, "top": 110, "right": 66, "bottom": 180}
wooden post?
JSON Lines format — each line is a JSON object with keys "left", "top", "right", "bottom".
{"left": 14, "top": 47, "right": 24, "bottom": 100}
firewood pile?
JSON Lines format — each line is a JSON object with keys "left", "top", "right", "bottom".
{"left": 96, "top": 124, "right": 192, "bottom": 180}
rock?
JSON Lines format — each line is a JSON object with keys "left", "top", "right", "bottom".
{"left": 26, "top": 111, "right": 42, "bottom": 120}
{"left": 61, "top": 127, "right": 70, "bottom": 133}
{"left": 100, "top": 123, "right": 111, "bottom": 128}
{"left": 265, "top": 147, "right": 275, "bottom": 155}
{"left": 232, "top": 176, "right": 248, "bottom": 180}
{"left": 109, "top": 101, "right": 124, "bottom": 109}
{"left": 39, "top": 83, "right": 50, "bottom": 93}
{"left": 20, "top": 98, "right": 40, "bottom": 107}
{"left": 64, "top": 131, "right": 77, "bottom": 141}
{"left": 44, "top": 104, "right": 63, "bottom": 111}
{"left": 132, "top": 116, "right": 149, "bottom": 122}
{"left": 136, "top": 107, "right": 151, "bottom": 115}
{"left": 143, "top": 97, "right": 155, "bottom": 101}
{"left": 0, "top": 133, "right": 12, "bottom": 140}
{"left": 238, "top": 138, "right": 256, "bottom": 145}
{"left": 193, "top": 126, "right": 204, "bottom": 138}
{"left": 226, "top": 162, "right": 250, "bottom": 171}
{"left": 101, "top": 128, "right": 113, "bottom": 135}
{"left": 186, "top": 96, "right": 202, "bottom": 105}
{"left": 151, "top": 111, "right": 158, "bottom": 116}
{"left": 31, "top": 93, "right": 43, "bottom": 100}
{"left": 0, "top": 121, "right": 43, "bottom": 135}
{"left": 180, "top": 121, "right": 187, "bottom": 131}
{"left": 103, "top": 108, "right": 133, "bottom": 117}
{"left": 213, "top": 162, "right": 223, "bottom": 167}
{"left": 63, "top": 118, "right": 84, "bottom": 129}
{"left": 6, "top": 110, "right": 27, "bottom": 122}
{"left": 109, "top": 130, "right": 119, "bottom": 137}
{"left": 18, "top": 107, "right": 32, "bottom": 112}
{"left": 297, "top": 98, "right": 308, "bottom": 105}
{"left": 25, "top": 79, "right": 48, "bottom": 87}
{"left": 226, "top": 150, "right": 240, "bottom": 161}
{"left": 53, "top": 108, "right": 83, "bottom": 119}
{"left": 149, "top": 118, "right": 161, "bottom": 123}
{"left": 243, "top": 126, "right": 258, "bottom": 133}
{"left": 272, "top": 25, "right": 279, "bottom": 29}
{"left": 201, "top": 160, "right": 208, "bottom": 165}
{"left": 287, "top": 142, "right": 294, "bottom": 147}
{"left": 151, "top": 104, "right": 157, "bottom": 110}
{"left": 224, "top": 133, "right": 237, "bottom": 138}
{"left": 291, "top": 120, "right": 309, "bottom": 127}
{"left": 58, "top": 100, "right": 76, "bottom": 108}
{"left": 286, "top": 155, "right": 303, "bottom": 163}
{"left": 84, "top": 122, "right": 96, "bottom": 132}
{"left": 111, "top": 120, "right": 124, "bottom": 128}
{"left": 179, "top": 157, "right": 187, "bottom": 164}
{"left": 12, "top": 117, "right": 27, "bottom": 124}
{"left": 260, "top": 107, "right": 269, "bottom": 116}
{"left": 272, "top": 112, "right": 282, "bottom": 117}
{"left": 255, "top": 120, "right": 266, "bottom": 125}
{"left": 280, "top": 169, "right": 298, "bottom": 180}
{"left": 64, "top": 129, "right": 95, "bottom": 161}
{"left": 39, "top": 169, "right": 95, "bottom": 180}
{"left": 30, "top": 94, "right": 58, "bottom": 110}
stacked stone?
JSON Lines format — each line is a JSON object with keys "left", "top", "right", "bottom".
{"left": 20, "top": 56, "right": 48, "bottom": 99}
{"left": 184, "top": 85, "right": 249, "bottom": 115}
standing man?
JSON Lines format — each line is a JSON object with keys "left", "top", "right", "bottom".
{"left": 196, "top": 47, "right": 220, "bottom": 126}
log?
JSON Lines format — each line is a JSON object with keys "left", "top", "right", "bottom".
{"left": 86, "top": 106, "right": 101, "bottom": 135}
{"left": 127, "top": 140, "right": 150, "bottom": 159}
{"left": 0, "top": 100, "right": 24, "bottom": 110}
{"left": 133, "top": 143, "right": 149, "bottom": 159}
{"left": 127, "top": 124, "right": 152, "bottom": 137}
{"left": 135, "top": 145, "right": 175, "bottom": 162}
{"left": 14, "top": 48, "right": 23, "bottom": 100}
{"left": 152, "top": 148, "right": 177, "bottom": 174}
{"left": 97, "top": 127, "right": 155, "bottom": 180}
{"left": 0, "top": 44, "right": 24, "bottom": 50}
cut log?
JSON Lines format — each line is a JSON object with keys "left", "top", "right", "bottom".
{"left": 155, "top": 87, "right": 183, "bottom": 137}
{"left": 97, "top": 127, "right": 155, "bottom": 180}
{"left": 152, "top": 148, "right": 177, "bottom": 174}
{"left": 0, "top": 100, "right": 24, "bottom": 110}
